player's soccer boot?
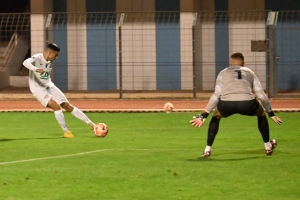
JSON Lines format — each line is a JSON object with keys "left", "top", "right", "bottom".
{"left": 266, "top": 139, "right": 277, "bottom": 156}
{"left": 63, "top": 131, "right": 74, "bottom": 138}
{"left": 202, "top": 151, "right": 211, "bottom": 157}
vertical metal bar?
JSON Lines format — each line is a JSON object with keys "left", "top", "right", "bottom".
{"left": 267, "top": 25, "right": 277, "bottom": 98}
{"left": 192, "top": 26, "right": 196, "bottom": 98}
{"left": 192, "top": 12, "right": 198, "bottom": 98}
{"left": 266, "top": 11, "right": 278, "bottom": 98}
{"left": 118, "top": 13, "right": 125, "bottom": 99}
{"left": 118, "top": 25, "right": 123, "bottom": 99}
{"left": 45, "top": 14, "right": 52, "bottom": 46}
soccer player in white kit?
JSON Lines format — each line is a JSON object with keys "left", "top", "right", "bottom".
{"left": 23, "top": 43, "right": 96, "bottom": 138}
{"left": 190, "top": 52, "right": 282, "bottom": 157}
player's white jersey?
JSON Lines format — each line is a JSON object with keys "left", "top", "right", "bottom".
{"left": 23, "top": 53, "right": 55, "bottom": 92}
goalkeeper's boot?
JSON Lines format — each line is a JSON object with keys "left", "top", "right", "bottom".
{"left": 266, "top": 139, "right": 277, "bottom": 156}
{"left": 63, "top": 131, "right": 74, "bottom": 138}
{"left": 202, "top": 151, "right": 211, "bottom": 157}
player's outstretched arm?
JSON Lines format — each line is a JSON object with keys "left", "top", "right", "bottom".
{"left": 268, "top": 111, "right": 283, "bottom": 125}
{"left": 190, "top": 112, "right": 209, "bottom": 128}
{"left": 252, "top": 75, "right": 282, "bottom": 125}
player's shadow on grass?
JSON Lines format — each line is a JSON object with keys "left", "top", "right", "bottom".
{"left": 0, "top": 137, "right": 62, "bottom": 142}
{"left": 187, "top": 156, "right": 264, "bottom": 162}
{"left": 187, "top": 149, "right": 273, "bottom": 162}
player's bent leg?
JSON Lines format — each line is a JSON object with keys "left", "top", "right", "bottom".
{"left": 255, "top": 102, "right": 276, "bottom": 155}
{"left": 47, "top": 99, "right": 74, "bottom": 138}
{"left": 202, "top": 116, "right": 221, "bottom": 157}
{"left": 47, "top": 98, "right": 62, "bottom": 111}
{"left": 61, "top": 102, "right": 95, "bottom": 130}
{"left": 33, "top": 89, "right": 54, "bottom": 108}
{"left": 201, "top": 107, "right": 224, "bottom": 158}
{"left": 60, "top": 102, "right": 74, "bottom": 112}
{"left": 257, "top": 114, "right": 276, "bottom": 155}
{"left": 207, "top": 117, "right": 221, "bottom": 146}
{"left": 257, "top": 115, "right": 269, "bottom": 142}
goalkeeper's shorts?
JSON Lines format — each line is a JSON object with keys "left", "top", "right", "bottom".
{"left": 213, "top": 99, "right": 265, "bottom": 118}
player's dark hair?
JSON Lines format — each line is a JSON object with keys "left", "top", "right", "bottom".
{"left": 231, "top": 52, "right": 244, "bottom": 61}
{"left": 47, "top": 43, "right": 60, "bottom": 52}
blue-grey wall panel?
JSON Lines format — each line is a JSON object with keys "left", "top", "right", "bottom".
{"left": 86, "top": 0, "right": 117, "bottom": 90}
{"left": 155, "top": 0, "right": 181, "bottom": 90}
{"left": 53, "top": 0, "right": 68, "bottom": 91}
{"left": 266, "top": 0, "right": 300, "bottom": 90}
{"left": 275, "top": 22, "right": 300, "bottom": 90}
{"left": 215, "top": 0, "right": 229, "bottom": 76}
{"left": 86, "top": 25, "right": 117, "bottom": 90}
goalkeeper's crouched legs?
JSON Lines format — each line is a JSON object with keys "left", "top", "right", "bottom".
{"left": 206, "top": 117, "right": 220, "bottom": 146}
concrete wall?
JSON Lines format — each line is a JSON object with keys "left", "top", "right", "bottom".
{"left": 23, "top": 0, "right": 300, "bottom": 91}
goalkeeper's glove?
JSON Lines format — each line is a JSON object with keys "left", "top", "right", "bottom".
{"left": 190, "top": 112, "right": 209, "bottom": 127}
{"left": 268, "top": 111, "right": 282, "bottom": 125}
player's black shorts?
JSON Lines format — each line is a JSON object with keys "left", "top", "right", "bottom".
{"left": 214, "top": 99, "right": 263, "bottom": 118}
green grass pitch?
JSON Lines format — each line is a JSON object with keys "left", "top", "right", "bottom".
{"left": 0, "top": 112, "right": 299, "bottom": 200}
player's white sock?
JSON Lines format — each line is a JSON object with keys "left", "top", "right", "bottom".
{"left": 54, "top": 110, "right": 69, "bottom": 132}
{"left": 71, "top": 107, "right": 95, "bottom": 126}
{"left": 264, "top": 142, "right": 271, "bottom": 149}
{"left": 205, "top": 146, "right": 212, "bottom": 152}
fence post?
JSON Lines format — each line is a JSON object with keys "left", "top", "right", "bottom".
{"left": 192, "top": 12, "right": 198, "bottom": 98}
{"left": 266, "top": 11, "right": 278, "bottom": 98}
{"left": 118, "top": 13, "right": 125, "bottom": 99}
{"left": 267, "top": 25, "right": 276, "bottom": 98}
{"left": 45, "top": 14, "right": 52, "bottom": 46}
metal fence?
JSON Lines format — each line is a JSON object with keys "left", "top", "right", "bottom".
{"left": 0, "top": 14, "right": 30, "bottom": 84}
{"left": 0, "top": 11, "right": 300, "bottom": 98}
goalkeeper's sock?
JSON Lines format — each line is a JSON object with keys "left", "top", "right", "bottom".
{"left": 258, "top": 115, "right": 270, "bottom": 142}
{"left": 205, "top": 146, "right": 212, "bottom": 152}
{"left": 264, "top": 142, "right": 271, "bottom": 150}
{"left": 206, "top": 117, "right": 220, "bottom": 146}
{"left": 54, "top": 110, "right": 69, "bottom": 132}
{"left": 71, "top": 107, "right": 94, "bottom": 126}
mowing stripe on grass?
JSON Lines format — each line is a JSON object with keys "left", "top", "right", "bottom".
{"left": 0, "top": 149, "right": 111, "bottom": 166}
{"left": 1, "top": 148, "right": 299, "bottom": 166}
{"left": 0, "top": 148, "right": 190, "bottom": 166}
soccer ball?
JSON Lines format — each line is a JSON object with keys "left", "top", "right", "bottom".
{"left": 164, "top": 102, "right": 173, "bottom": 113}
{"left": 94, "top": 123, "right": 109, "bottom": 137}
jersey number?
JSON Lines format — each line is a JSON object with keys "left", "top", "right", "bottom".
{"left": 235, "top": 70, "right": 242, "bottom": 79}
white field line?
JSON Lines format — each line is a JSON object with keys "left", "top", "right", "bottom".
{"left": 0, "top": 108, "right": 299, "bottom": 112}
{"left": 0, "top": 149, "right": 111, "bottom": 166}
{"left": 0, "top": 148, "right": 183, "bottom": 166}
{"left": 0, "top": 148, "right": 175, "bottom": 165}
{"left": 1, "top": 148, "right": 299, "bottom": 166}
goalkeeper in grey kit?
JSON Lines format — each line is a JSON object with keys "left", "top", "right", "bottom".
{"left": 190, "top": 52, "right": 282, "bottom": 157}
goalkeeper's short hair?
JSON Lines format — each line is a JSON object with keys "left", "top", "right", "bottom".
{"left": 231, "top": 52, "right": 244, "bottom": 61}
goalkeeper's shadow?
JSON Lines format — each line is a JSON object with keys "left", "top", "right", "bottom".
{"left": 186, "top": 148, "right": 284, "bottom": 161}
{"left": 187, "top": 156, "right": 265, "bottom": 162}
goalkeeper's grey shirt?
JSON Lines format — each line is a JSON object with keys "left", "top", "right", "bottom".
{"left": 205, "top": 66, "right": 272, "bottom": 113}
